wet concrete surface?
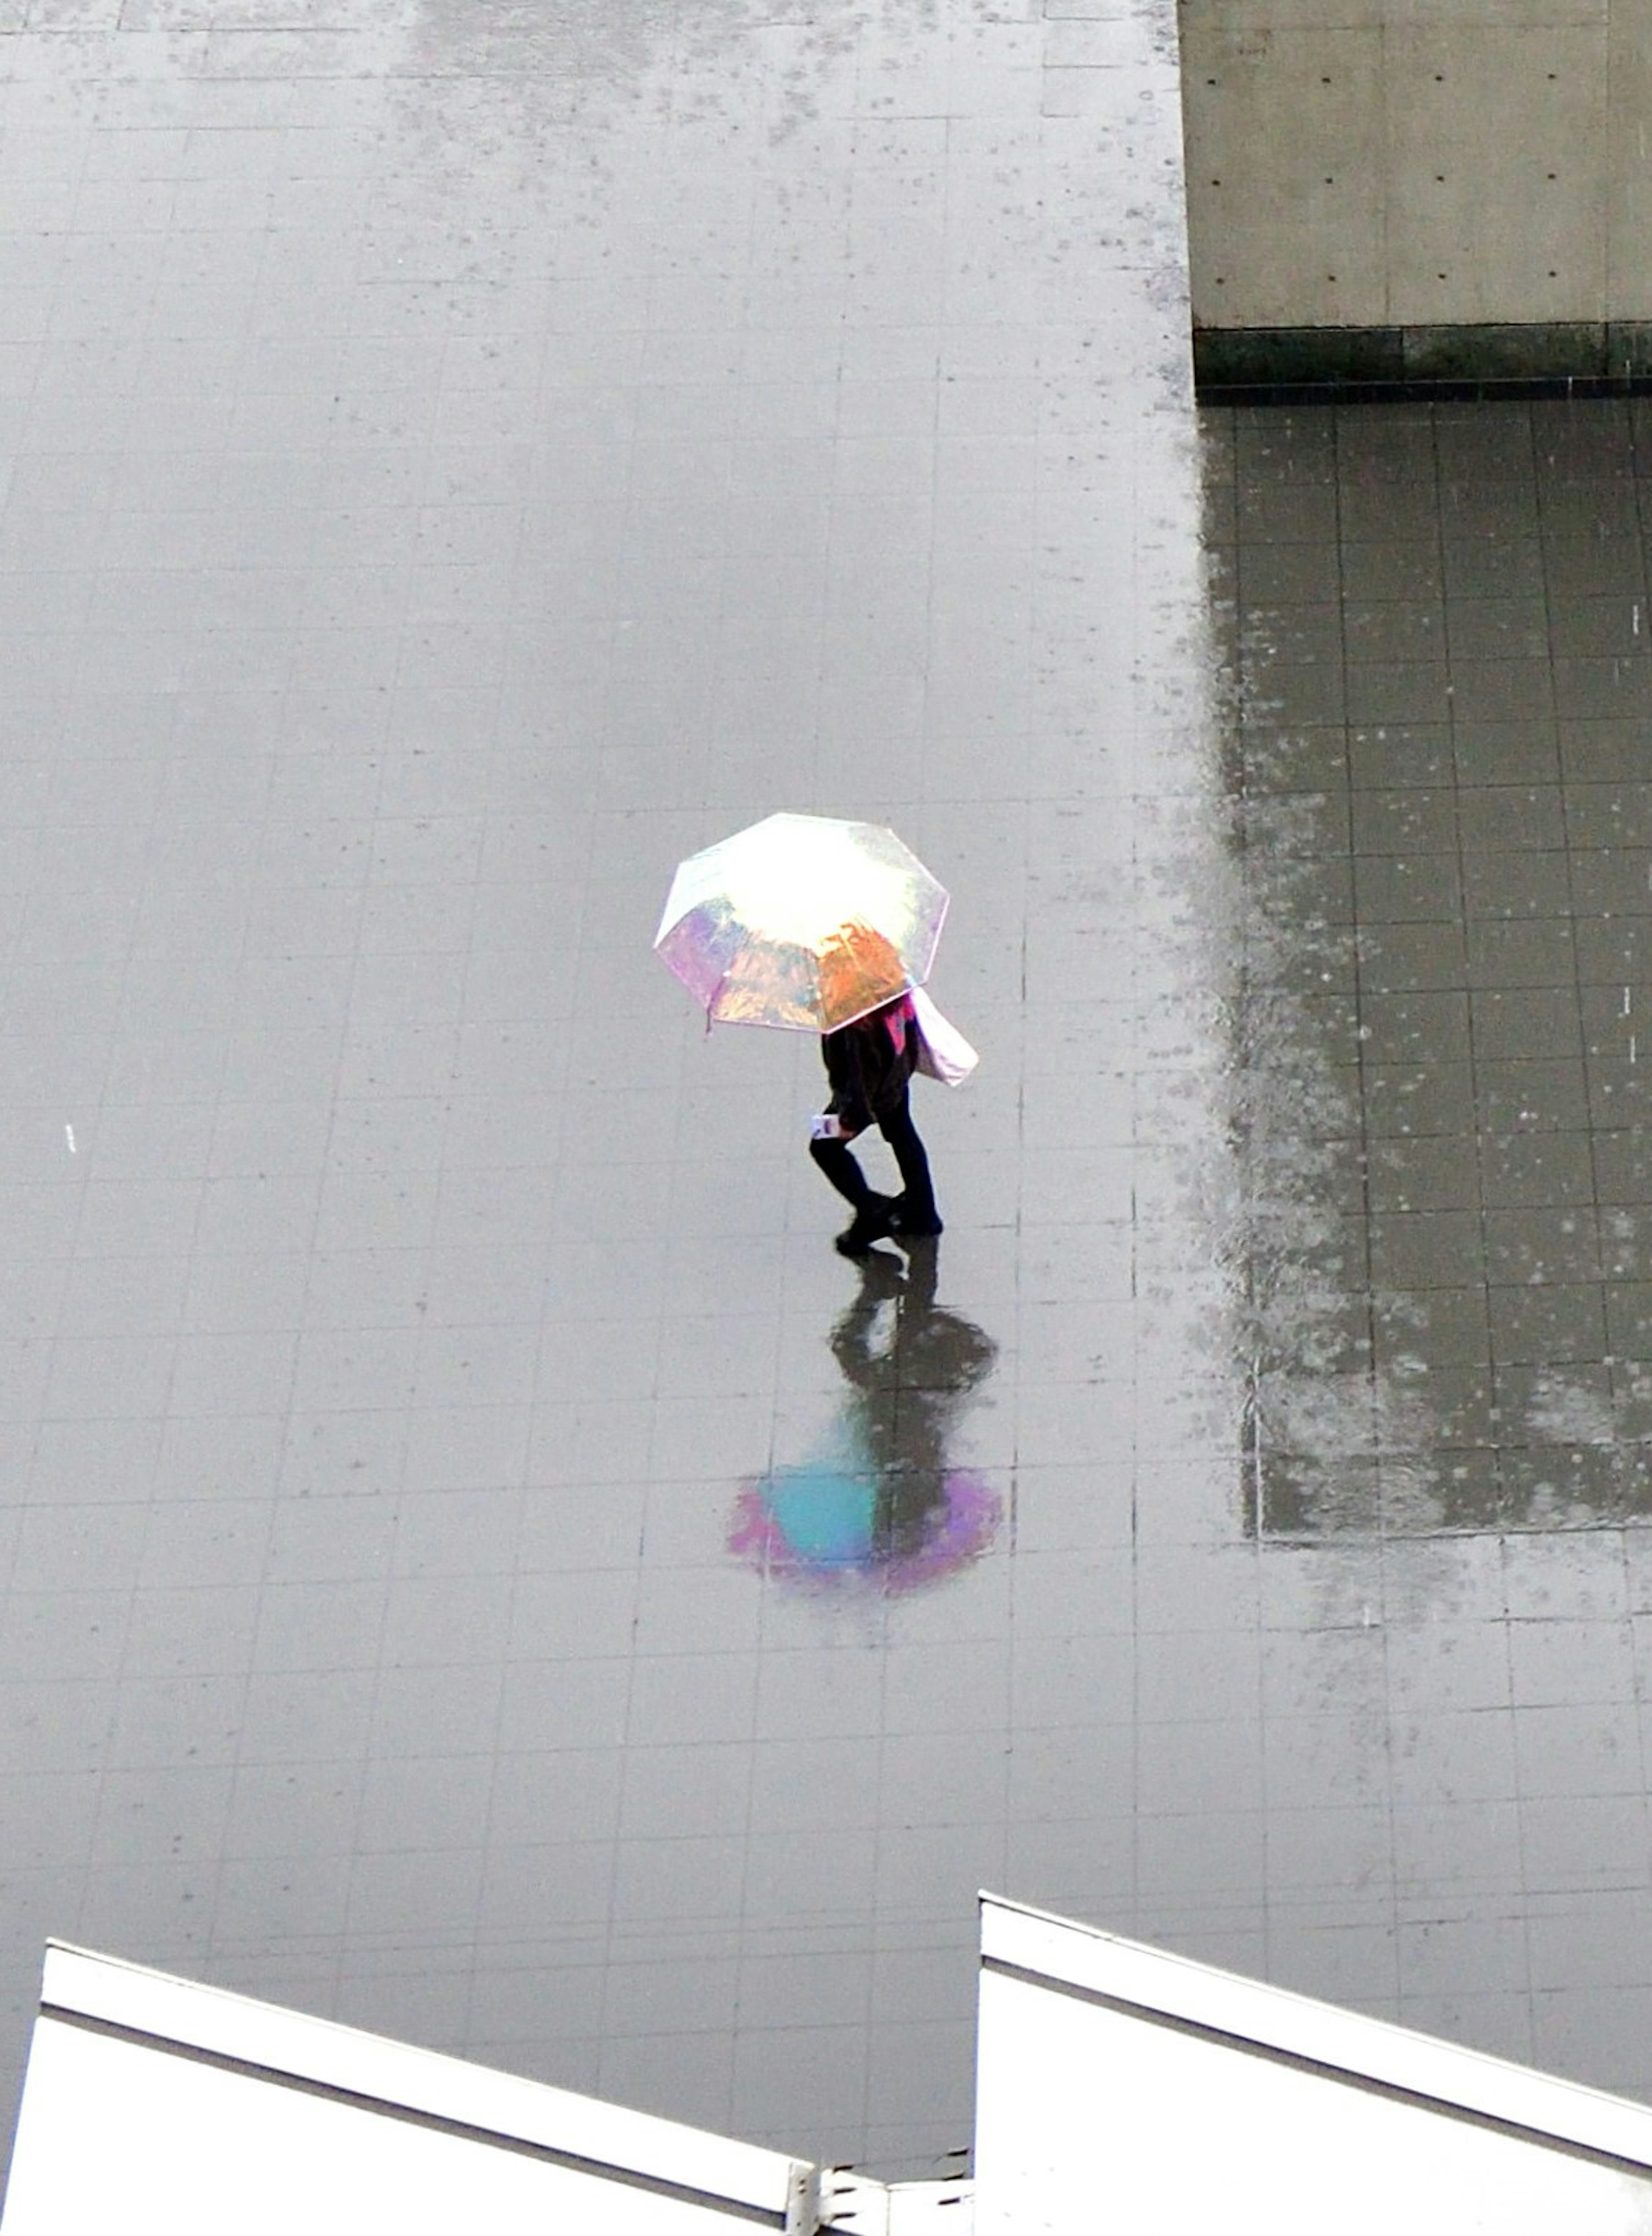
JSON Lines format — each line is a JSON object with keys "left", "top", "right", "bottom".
{"left": 3, "top": 0, "right": 1652, "bottom": 2189}
{"left": 1203, "top": 397, "right": 1652, "bottom": 2106}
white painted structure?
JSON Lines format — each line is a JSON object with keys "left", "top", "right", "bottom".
{"left": 10, "top": 1901, "right": 1652, "bottom": 2231}
{"left": 977, "top": 1898, "right": 1652, "bottom": 2233}
{"left": 1, "top": 1945, "right": 825, "bottom": 2236}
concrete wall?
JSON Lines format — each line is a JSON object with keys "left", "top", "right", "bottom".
{"left": 1179, "top": 0, "right": 1652, "bottom": 365}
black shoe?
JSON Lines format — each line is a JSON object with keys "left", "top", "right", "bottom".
{"left": 888, "top": 1201, "right": 943, "bottom": 1238}
{"left": 835, "top": 1195, "right": 896, "bottom": 1257}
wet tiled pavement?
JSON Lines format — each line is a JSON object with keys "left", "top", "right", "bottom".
{"left": 6, "top": 0, "right": 1652, "bottom": 2192}
{"left": 1209, "top": 397, "right": 1652, "bottom": 2106}
{"left": 1213, "top": 400, "right": 1652, "bottom": 1542}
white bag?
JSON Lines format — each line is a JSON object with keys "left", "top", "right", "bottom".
{"left": 910, "top": 986, "right": 978, "bottom": 1087}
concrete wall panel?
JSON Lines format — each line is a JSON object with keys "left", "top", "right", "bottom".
{"left": 1182, "top": 0, "right": 1649, "bottom": 349}
{"left": 1201, "top": 0, "right": 1606, "bottom": 25}
{"left": 1607, "top": 5, "right": 1652, "bottom": 309}
{"left": 1181, "top": 26, "right": 1386, "bottom": 326}
{"left": 1383, "top": 25, "right": 1608, "bottom": 324}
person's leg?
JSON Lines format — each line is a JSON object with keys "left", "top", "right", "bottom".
{"left": 877, "top": 1094, "right": 941, "bottom": 1234}
{"left": 810, "top": 1134, "right": 897, "bottom": 1253}
{"left": 809, "top": 1134, "right": 872, "bottom": 1210}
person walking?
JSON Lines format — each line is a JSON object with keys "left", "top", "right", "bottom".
{"left": 810, "top": 992, "right": 943, "bottom": 1256}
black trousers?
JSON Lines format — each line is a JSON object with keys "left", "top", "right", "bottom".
{"left": 809, "top": 1089, "right": 937, "bottom": 1226}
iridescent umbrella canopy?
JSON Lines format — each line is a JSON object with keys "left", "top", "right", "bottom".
{"left": 653, "top": 812, "right": 949, "bottom": 1032}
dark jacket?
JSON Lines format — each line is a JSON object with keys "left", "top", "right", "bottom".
{"left": 821, "top": 998, "right": 918, "bottom": 1133}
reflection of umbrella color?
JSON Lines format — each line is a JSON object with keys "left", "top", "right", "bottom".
{"left": 728, "top": 1254, "right": 1002, "bottom": 1596}
{"left": 728, "top": 1422, "right": 1002, "bottom": 1597}
{"left": 654, "top": 812, "right": 949, "bottom": 1032}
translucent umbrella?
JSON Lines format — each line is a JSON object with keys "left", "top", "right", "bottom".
{"left": 653, "top": 811, "right": 949, "bottom": 1032}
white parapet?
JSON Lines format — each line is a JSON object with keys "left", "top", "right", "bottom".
{"left": 976, "top": 1892, "right": 1652, "bottom": 2235}
{"left": 2, "top": 1943, "right": 817, "bottom": 2236}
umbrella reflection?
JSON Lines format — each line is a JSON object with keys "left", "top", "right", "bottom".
{"left": 729, "top": 1247, "right": 1000, "bottom": 1594}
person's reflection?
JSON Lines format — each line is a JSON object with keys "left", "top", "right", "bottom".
{"left": 730, "top": 1243, "right": 1001, "bottom": 1593}
{"left": 831, "top": 1244, "right": 998, "bottom": 1562}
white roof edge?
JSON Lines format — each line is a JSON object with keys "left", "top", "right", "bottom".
{"left": 38, "top": 1942, "right": 799, "bottom": 2212}
{"left": 977, "top": 1894, "right": 1652, "bottom": 2171}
